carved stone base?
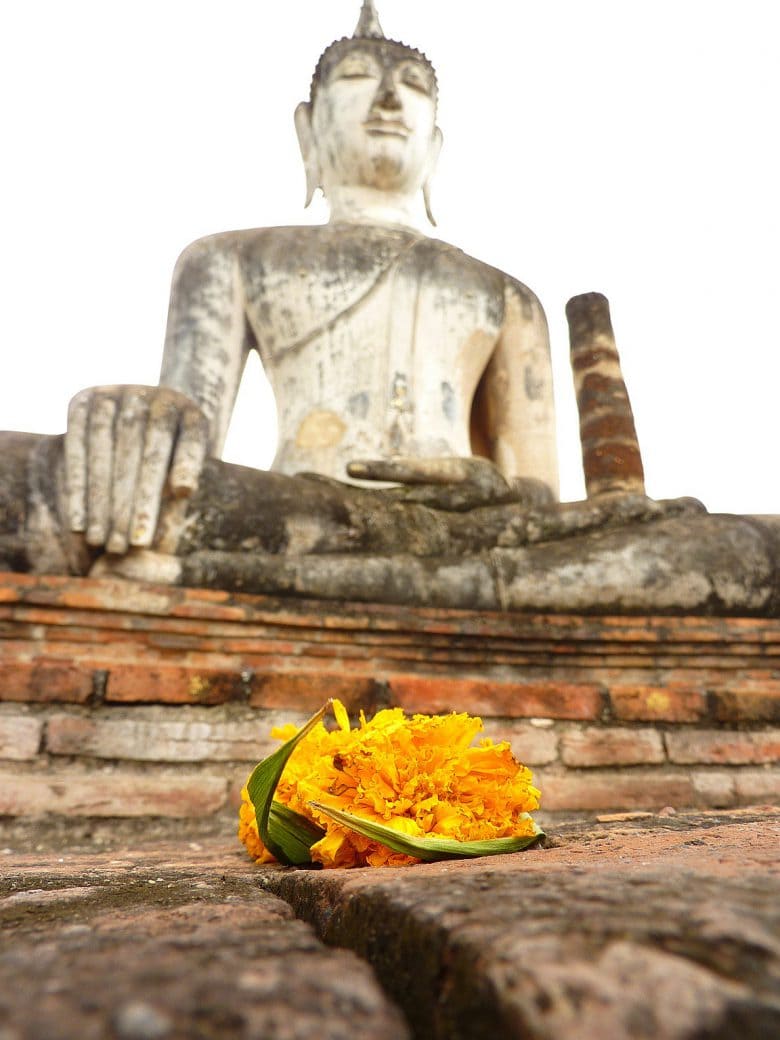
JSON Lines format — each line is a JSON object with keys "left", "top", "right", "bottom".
{"left": 0, "top": 572, "right": 778, "bottom": 819}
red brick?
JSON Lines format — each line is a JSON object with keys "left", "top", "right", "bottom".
{"left": 46, "top": 711, "right": 304, "bottom": 763}
{"left": 0, "top": 715, "right": 42, "bottom": 760}
{"left": 248, "top": 672, "right": 380, "bottom": 713}
{"left": 539, "top": 770, "right": 695, "bottom": 812}
{"left": 480, "top": 721, "right": 558, "bottom": 765}
{"left": 59, "top": 583, "right": 177, "bottom": 615}
{"left": 560, "top": 727, "right": 665, "bottom": 767}
{"left": 0, "top": 771, "right": 227, "bottom": 817}
{"left": 105, "top": 664, "right": 246, "bottom": 705}
{"left": 712, "top": 684, "right": 780, "bottom": 723}
{"left": 388, "top": 676, "right": 603, "bottom": 720}
{"left": 734, "top": 767, "right": 780, "bottom": 804}
{"left": 609, "top": 685, "right": 708, "bottom": 722}
{"left": 666, "top": 730, "right": 780, "bottom": 766}
{"left": 0, "top": 661, "right": 94, "bottom": 703}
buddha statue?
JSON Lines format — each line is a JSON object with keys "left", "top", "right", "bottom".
{"left": 63, "top": 0, "right": 558, "bottom": 564}
{"left": 1, "top": 2, "right": 777, "bottom": 615}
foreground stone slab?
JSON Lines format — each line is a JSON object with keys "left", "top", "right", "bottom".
{"left": 0, "top": 843, "right": 408, "bottom": 1040}
{"left": 1, "top": 810, "right": 778, "bottom": 1040}
{"left": 266, "top": 809, "right": 780, "bottom": 1040}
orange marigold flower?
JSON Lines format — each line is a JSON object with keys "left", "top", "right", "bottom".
{"left": 238, "top": 701, "right": 541, "bottom": 869}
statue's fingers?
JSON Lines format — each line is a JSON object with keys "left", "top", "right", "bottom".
{"left": 85, "top": 395, "right": 118, "bottom": 546}
{"left": 65, "top": 392, "right": 90, "bottom": 531}
{"left": 169, "top": 405, "right": 209, "bottom": 496}
{"left": 348, "top": 457, "right": 472, "bottom": 486}
{"left": 129, "top": 397, "right": 178, "bottom": 548}
{"left": 106, "top": 390, "right": 149, "bottom": 555}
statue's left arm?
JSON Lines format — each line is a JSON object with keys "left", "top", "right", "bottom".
{"left": 476, "top": 280, "right": 559, "bottom": 501}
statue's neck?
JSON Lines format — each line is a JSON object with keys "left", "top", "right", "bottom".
{"left": 325, "top": 186, "right": 426, "bottom": 232}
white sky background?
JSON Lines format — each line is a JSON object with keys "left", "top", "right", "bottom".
{"left": 1, "top": 0, "right": 778, "bottom": 512}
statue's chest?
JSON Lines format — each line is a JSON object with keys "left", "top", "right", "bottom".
{"left": 242, "top": 241, "right": 505, "bottom": 411}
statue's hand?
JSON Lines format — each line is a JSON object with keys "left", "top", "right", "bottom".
{"left": 347, "top": 456, "right": 537, "bottom": 511}
{"left": 65, "top": 385, "right": 209, "bottom": 554}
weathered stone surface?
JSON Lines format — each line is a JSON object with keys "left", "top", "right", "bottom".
{"left": 0, "top": 845, "right": 408, "bottom": 1040}
{"left": 494, "top": 514, "right": 777, "bottom": 614}
{"left": 2, "top": 810, "right": 778, "bottom": 1040}
{"left": 177, "top": 508, "right": 780, "bottom": 614}
{"left": 266, "top": 810, "right": 780, "bottom": 1040}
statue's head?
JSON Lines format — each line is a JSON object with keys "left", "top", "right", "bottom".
{"left": 295, "top": 1, "right": 442, "bottom": 223}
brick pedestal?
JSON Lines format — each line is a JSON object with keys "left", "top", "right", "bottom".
{"left": 1, "top": 572, "right": 778, "bottom": 819}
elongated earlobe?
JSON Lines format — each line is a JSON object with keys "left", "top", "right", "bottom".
{"left": 423, "top": 183, "right": 437, "bottom": 226}
{"left": 422, "top": 126, "right": 443, "bottom": 226}
{"left": 294, "top": 101, "right": 322, "bottom": 208}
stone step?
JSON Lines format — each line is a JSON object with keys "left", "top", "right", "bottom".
{"left": 0, "top": 839, "right": 408, "bottom": 1040}
{"left": 1, "top": 810, "right": 778, "bottom": 1040}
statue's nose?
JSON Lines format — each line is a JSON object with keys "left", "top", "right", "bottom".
{"left": 372, "top": 72, "right": 402, "bottom": 112}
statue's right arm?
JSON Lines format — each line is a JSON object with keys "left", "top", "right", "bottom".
{"left": 65, "top": 236, "right": 249, "bottom": 555}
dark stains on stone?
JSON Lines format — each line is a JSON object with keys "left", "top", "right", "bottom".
{"left": 91, "top": 669, "right": 109, "bottom": 705}
{"left": 441, "top": 381, "right": 455, "bottom": 421}
{"left": 347, "top": 391, "right": 369, "bottom": 418}
{"left": 524, "top": 364, "right": 545, "bottom": 401}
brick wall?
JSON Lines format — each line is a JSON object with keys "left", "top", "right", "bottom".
{"left": 0, "top": 572, "right": 778, "bottom": 820}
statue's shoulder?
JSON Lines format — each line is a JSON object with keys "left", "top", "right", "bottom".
{"left": 174, "top": 224, "right": 417, "bottom": 269}
{"left": 172, "top": 227, "right": 298, "bottom": 266}
{"left": 424, "top": 237, "right": 543, "bottom": 319}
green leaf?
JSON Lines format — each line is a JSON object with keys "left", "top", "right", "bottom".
{"left": 309, "top": 801, "right": 544, "bottom": 862}
{"left": 246, "top": 702, "right": 329, "bottom": 865}
{"left": 268, "top": 800, "right": 326, "bottom": 866}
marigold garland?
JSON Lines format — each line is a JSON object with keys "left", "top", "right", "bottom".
{"left": 239, "top": 700, "right": 541, "bottom": 869}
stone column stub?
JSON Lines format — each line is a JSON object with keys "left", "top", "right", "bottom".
{"left": 567, "top": 292, "right": 646, "bottom": 498}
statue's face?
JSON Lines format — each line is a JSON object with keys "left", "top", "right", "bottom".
{"left": 311, "top": 42, "right": 438, "bottom": 195}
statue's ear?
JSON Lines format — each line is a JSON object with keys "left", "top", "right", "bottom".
{"left": 422, "top": 125, "right": 444, "bottom": 227}
{"left": 294, "top": 101, "right": 321, "bottom": 208}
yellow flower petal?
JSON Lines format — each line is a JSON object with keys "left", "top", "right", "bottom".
{"left": 332, "top": 698, "right": 351, "bottom": 733}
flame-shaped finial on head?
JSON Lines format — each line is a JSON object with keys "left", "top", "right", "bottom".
{"left": 354, "top": 0, "right": 385, "bottom": 39}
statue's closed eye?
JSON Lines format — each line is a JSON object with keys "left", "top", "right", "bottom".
{"left": 399, "top": 65, "right": 433, "bottom": 95}
{"left": 333, "top": 57, "right": 379, "bottom": 81}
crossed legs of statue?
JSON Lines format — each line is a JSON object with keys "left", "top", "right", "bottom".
{"left": 4, "top": 428, "right": 774, "bottom": 616}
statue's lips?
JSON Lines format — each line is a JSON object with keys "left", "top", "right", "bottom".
{"left": 363, "top": 120, "right": 410, "bottom": 139}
